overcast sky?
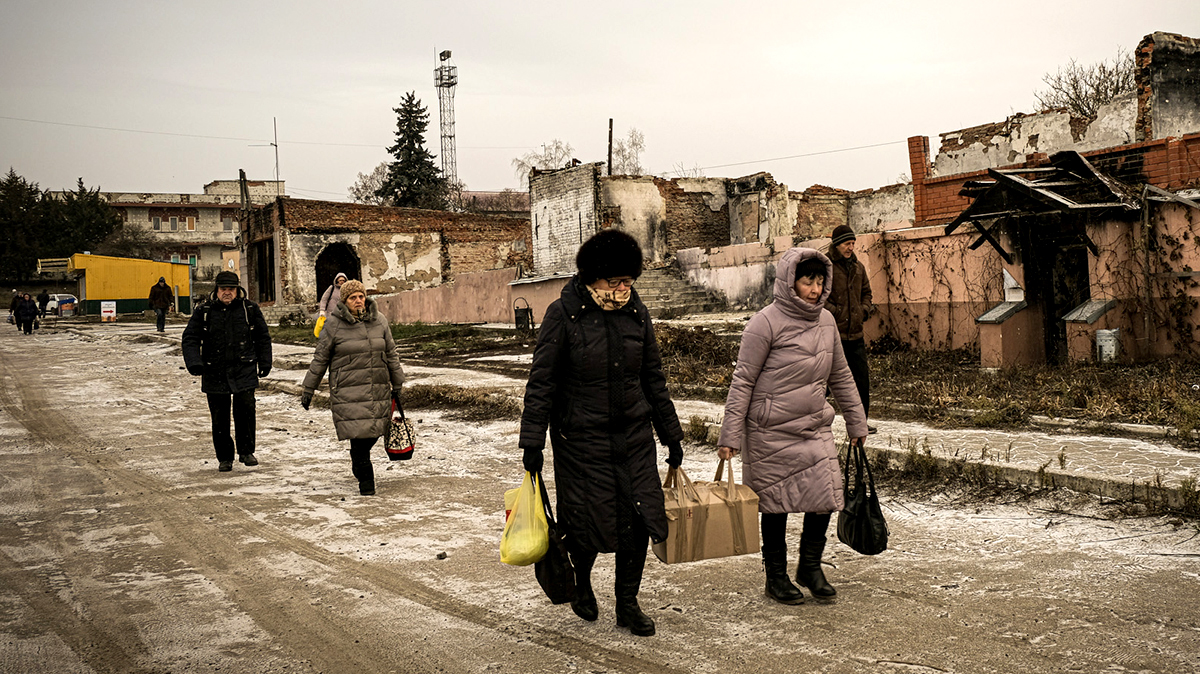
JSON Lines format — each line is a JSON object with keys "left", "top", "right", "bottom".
{"left": 2, "top": 1, "right": 1197, "bottom": 202}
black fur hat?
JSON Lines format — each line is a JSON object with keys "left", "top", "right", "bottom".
{"left": 575, "top": 229, "right": 643, "bottom": 284}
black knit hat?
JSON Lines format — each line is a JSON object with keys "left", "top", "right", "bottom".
{"left": 831, "top": 225, "right": 857, "bottom": 247}
{"left": 214, "top": 271, "right": 240, "bottom": 287}
{"left": 575, "top": 229, "right": 643, "bottom": 284}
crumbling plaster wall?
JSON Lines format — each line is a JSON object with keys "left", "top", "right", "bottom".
{"left": 932, "top": 95, "right": 1138, "bottom": 178}
{"left": 848, "top": 183, "right": 915, "bottom": 233}
{"left": 1140, "top": 32, "right": 1200, "bottom": 141}
{"left": 530, "top": 163, "right": 602, "bottom": 275}
{"left": 728, "top": 173, "right": 797, "bottom": 245}
{"left": 601, "top": 176, "right": 668, "bottom": 262}
{"left": 284, "top": 232, "right": 442, "bottom": 304}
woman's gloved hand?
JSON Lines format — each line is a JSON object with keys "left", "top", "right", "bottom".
{"left": 522, "top": 446, "right": 543, "bottom": 473}
{"left": 300, "top": 391, "right": 312, "bottom": 410}
{"left": 666, "top": 441, "right": 683, "bottom": 467}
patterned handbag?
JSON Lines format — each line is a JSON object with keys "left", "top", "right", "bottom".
{"left": 385, "top": 398, "right": 415, "bottom": 461}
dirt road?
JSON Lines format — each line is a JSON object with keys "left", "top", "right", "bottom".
{"left": 1, "top": 327, "right": 1198, "bottom": 673}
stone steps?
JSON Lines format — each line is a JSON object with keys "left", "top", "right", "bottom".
{"left": 636, "top": 269, "right": 725, "bottom": 318}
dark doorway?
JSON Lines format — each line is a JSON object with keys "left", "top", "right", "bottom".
{"left": 251, "top": 239, "right": 275, "bottom": 304}
{"left": 315, "top": 243, "right": 361, "bottom": 304}
{"left": 1019, "top": 214, "right": 1092, "bottom": 365}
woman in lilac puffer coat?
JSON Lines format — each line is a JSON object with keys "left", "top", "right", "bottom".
{"left": 718, "top": 246, "right": 867, "bottom": 605}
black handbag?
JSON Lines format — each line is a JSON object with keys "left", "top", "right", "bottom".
{"left": 533, "top": 473, "right": 576, "bottom": 604}
{"left": 837, "top": 442, "right": 889, "bottom": 555}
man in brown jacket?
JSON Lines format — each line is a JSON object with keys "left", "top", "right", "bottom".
{"left": 826, "top": 225, "right": 875, "bottom": 433}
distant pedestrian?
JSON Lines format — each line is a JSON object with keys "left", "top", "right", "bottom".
{"left": 519, "top": 229, "right": 684, "bottom": 637}
{"left": 148, "top": 277, "right": 174, "bottom": 332}
{"left": 719, "top": 247, "right": 867, "bottom": 606}
{"left": 36, "top": 289, "right": 50, "bottom": 318}
{"left": 182, "top": 271, "right": 272, "bottom": 472}
{"left": 15, "top": 293, "right": 39, "bottom": 335}
{"left": 301, "top": 279, "right": 405, "bottom": 496}
{"left": 9, "top": 290, "right": 19, "bottom": 329}
{"left": 318, "top": 272, "right": 348, "bottom": 320}
{"left": 826, "top": 225, "right": 875, "bottom": 434}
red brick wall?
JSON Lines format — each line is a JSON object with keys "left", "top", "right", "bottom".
{"left": 656, "top": 179, "right": 729, "bottom": 252}
{"left": 908, "top": 133, "right": 1200, "bottom": 226}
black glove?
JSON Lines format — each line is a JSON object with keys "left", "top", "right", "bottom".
{"left": 186, "top": 364, "right": 203, "bottom": 376}
{"left": 666, "top": 441, "right": 683, "bottom": 467}
{"left": 392, "top": 390, "right": 402, "bottom": 409}
{"left": 300, "top": 391, "right": 312, "bottom": 410}
{"left": 258, "top": 365, "right": 271, "bottom": 378}
{"left": 522, "top": 446, "right": 543, "bottom": 473}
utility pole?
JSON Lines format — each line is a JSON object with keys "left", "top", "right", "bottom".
{"left": 607, "top": 118, "right": 614, "bottom": 176}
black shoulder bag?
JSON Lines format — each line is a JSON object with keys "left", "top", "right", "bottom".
{"left": 837, "top": 442, "right": 889, "bottom": 555}
{"left": 533, "top": 473, "right": 576, "bottom": 604}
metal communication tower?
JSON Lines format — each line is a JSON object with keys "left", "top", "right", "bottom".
{"left": 435, "top": 50, "right": 458, "bottom": 198}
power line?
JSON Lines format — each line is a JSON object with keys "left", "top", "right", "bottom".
{"left": 669, "top": 140, "right": 909, "bottom": 176}
{"left": 0, "top": 114, "right": 534, "bottom": 150}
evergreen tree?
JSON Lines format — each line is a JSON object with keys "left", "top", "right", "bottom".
{"left": 0, "top": 171, "right": 120, "bottom": 281}
{"left": 0, "top": 169, "right": 42, "bottom": 281}
{"left": 375, "top": 92, "right": 449, "bottom": 210}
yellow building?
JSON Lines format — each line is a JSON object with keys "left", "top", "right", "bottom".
{"left": 66, "top": 254, "right": 193, "bottom": 314}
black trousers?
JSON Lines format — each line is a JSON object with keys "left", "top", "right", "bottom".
{"left": 206, "top": 390, "right": 256, "bottom": 461}
{"left": 841, "top": 338, "right": 870, "bottom": 418}
{"left": 154, "top": 307, "right": 167, "bottom": 332}
{"left": 19, "top": 320, "right": 33, "bottom": 335}
{"left": 761, "top": 512, "right": 832, "bottom": 552}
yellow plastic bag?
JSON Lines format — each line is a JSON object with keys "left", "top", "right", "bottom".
{"left": 500, "top": 471, "right": 549, "bottom": 566}
{"left": 313, "top": 315, "right": 326, "bottom": 337}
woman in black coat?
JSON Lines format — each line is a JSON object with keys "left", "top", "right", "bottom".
{"left": 519, "top": 229, "right": 685, "bottom": 637}
{"left": 15, "top": 294, "right": 39, "bottom": 335}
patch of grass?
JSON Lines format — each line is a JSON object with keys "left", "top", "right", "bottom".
{"left": 272, "top": 325, "right": 319, "bottom": 346}
{"left": 971, "top": 402, "right": 1030, "bottom": 428}
{"left": 403, "top": 384, "right": 521, "bottom": 421}
{"left": 656, "top": 325, "right": 740, "bottom": 390}
{"left": 685, "top": 415, "right": 711, "bottom": 444}
{"left": 1181, "top": 477, "right": 1200, "bottom": 516}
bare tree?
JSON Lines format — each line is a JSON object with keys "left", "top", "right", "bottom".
{"left": 611, "top": 128, "right": 645, "bottom": 175}
{"left": 348, "top": 162, "right": 393, "bottom": 206}
{"left": 668, "top": 161, "right": 705, "bottom": 178}
{"left": 1034, "top": 47, "right": 1136, "bottom": 119}
{"left": 512, "top": 140, "right": 575, "bottom": 186}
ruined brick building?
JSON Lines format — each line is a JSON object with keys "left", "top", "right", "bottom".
{"left": 238, "top": 198, "right": 530, "bottom": 316}
{"left": 526, "top": 31, "right": 1200, "bottom": 366}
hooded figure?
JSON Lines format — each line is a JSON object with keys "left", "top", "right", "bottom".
{"left": 519, "top": 228, "right": 684, "bottom": 637}
{"left": 182, "top": 271, "right": 272, "bottom": 471}
{"left": 318, "top": 272, "right": 349, "bottom": 317}
{"left": 718, "top": 247, "right": 866, "bottom": 606}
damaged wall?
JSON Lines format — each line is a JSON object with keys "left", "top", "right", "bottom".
{"left": 727, "top": 172, "right": 796, "bottom": 246}
{"left": 285, "top": 231, "right": 443, "bottom": 303}
{"left": 530, "top": 163, "right": 602, "bottom": 275}
{"left": 1137, "top": 32, "right": 1200, "bottom": 142}
{"left": 243, "top": 198, "right": 530, "bottom": 307}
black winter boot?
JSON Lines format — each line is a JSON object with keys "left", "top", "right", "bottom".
{"left": 351, "top": 459, "right": 375, "bottom": 496}
{"left": 762, "top": 546, "right": 805, "bottom": 605}
{"left": 570, "top": 550, "right": 598, "bottom": 622}
{"left": 614, "top": 546, "right": 655, "bottom": 636}
{"left": 796, "top": 513, "right": 836, "bottom": 601}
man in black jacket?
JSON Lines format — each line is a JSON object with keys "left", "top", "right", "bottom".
{"left": 148, "top": 277, "right": 174, "bottom": 332}
{"left": 182, "top": 271, "right": 272, "bottom": 471}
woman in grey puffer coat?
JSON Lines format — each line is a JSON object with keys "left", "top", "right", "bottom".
{"left": 718, "top": 247, "right": 867, "bottom": 605}
{"left": 301, "top": 280, "right": 405, "bottom": 495}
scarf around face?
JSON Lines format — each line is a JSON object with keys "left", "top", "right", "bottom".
{"left": 588, "top": 285, "right": 632, "bottom": 311}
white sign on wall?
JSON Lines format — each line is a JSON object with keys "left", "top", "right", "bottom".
{"left": 101, "top": 301, "right": 117, "bottom": 322}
